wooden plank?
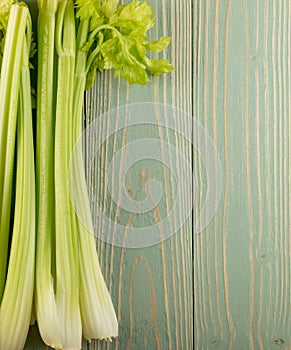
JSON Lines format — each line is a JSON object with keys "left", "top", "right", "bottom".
{"left": 85, "top": 0, "right": 193, "bottom": 348}
{"left": 193, "top": 0, "right": 291, "bottom": 348}
{"left": 24, "top": 0, "right": 193, "bottom": 349}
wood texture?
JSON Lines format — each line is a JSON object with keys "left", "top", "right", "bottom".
{"left": 193, "top": 0, "right": 291, "bottom": 349}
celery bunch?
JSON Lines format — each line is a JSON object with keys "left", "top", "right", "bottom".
{"left": 0, "top": 0, "right": 173, "bottom": 349}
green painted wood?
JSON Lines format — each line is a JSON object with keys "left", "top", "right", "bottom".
{"left": 193, "top": 0, "right": 290, "bottom": 349}
{"left": 24, "top": 0, "right": 193, "bottom": 349}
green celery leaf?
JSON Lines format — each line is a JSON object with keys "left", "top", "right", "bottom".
{"left": 77, "top": 0, "right": 174, "bottom": 86}
{"left": 99, "top": 0, "right": 118, "bottom": 17}
{"left": 113, "top": 0, "right": 154, "bottom": 32}
{"left": 29, "top": 39, "right": 36, "bottom": 59}
{"left": 120, "top": 62, "right": 149, "bottom": 85}
{"left": 0, "top": 0, "right": 13, "bottom": 31}
{"left": 145, "top": 36, "right": 171, "bottom": 52}
{"left": 75, "top": 0, "right": 104, "bottom": 31}
{"left": 101, "top": 35, "right": 150, "bottom": 85}
{"left": 75, "top": 0, "right": 101, "bottom": 20}
{"left": 145, "top": 57, "right": 175, "bottom": 75}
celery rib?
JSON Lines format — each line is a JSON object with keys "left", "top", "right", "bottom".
{"left": 72, "top": 17, "right": 118, "bottom": 341}
{"left": 35, "top": 0, "right": 62, "bottom": 347}
{"left": 0, "top": 4, "right": 29, "bottom": 301}
{"left": 0, "top": 5, "right": 35, "bottom": 350}
{"left": 54, "top": 1, "right": 82, "bottom": 348}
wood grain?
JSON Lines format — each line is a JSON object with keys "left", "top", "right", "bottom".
{"left": 193, "top": 0, "right": 291, "bottom": 349}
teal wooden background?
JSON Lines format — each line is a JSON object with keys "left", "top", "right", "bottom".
{"left": 24, "top": 0, "right": 291, "bottom": 349}
{"left": 193, "top": 0, "right": 290, "bottom": 349}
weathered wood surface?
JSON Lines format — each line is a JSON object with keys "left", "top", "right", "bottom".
{"left": 193, "top": 0, "right": 290, "bottom": 349}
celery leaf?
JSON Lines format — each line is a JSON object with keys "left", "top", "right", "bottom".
{"left": 76, "top": 0, "right": 174, "bottom": 87}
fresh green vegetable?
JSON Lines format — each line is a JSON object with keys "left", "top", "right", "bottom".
{"left": 70, "top": 0, "right": 173, "bottom": 341}
{"left": 36, "top": 1, "right": 82, "bottom": 348}
{"left": 54, "top": 0, "right": 82, "bottom": 347}
{"left": 35, "top": 0, "right": 61, "bottom": 347}
{"left": 72, "top": 17, "right": 119, "bottom": 342}
{"left": 75, "top": 0, "right": 174, "bottom": 87}
{"left": 0, "top": 0, "right": 27, "bottom": 300}
{"left": 0, "top": 2, "right": 35, "bottom": 349}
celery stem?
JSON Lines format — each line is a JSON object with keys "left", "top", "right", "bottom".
{"left": 0, "top": 4, "right": 30, "bottom": 302}
{"left": 54, "top": 1, "right": 82, "bottom": 348}
{"left": 0, "top": 7, "right": 35, "bottom": 350}
{"left": 35, "top": 0, "right": 62, "bottom": 347}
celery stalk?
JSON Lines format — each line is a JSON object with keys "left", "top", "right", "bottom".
{"left": 35, "top": 0, "right": 62, "bottom": 347}
{"left": 36, "top": 0, "right": 83, "bottom": 348}
{"left": 0, "top": 4, "right": 35, "bottom": 350}
{"left": 71, "top": 19, "right": 118, "bottom": 340}
{"left": 78, "top": 221, "right": 119, "bottom": 340}
{"left": 0, "top": 3, "right": 29, "bottom": 301}
{"left": 54, "top": 0, "right": 82, "bottom": 348}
